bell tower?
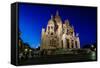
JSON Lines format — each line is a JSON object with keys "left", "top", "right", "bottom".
{"left": 46, "top": 14, "right": 55, "bottom": 35}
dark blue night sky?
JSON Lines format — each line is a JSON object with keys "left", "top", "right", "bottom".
{"left": 18, "top": 3, "right": 97, "bottom": 48}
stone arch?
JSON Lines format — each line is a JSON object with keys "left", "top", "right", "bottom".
{"left": 61, "top": 40, "right": 63, "bottom": 48}
{"left": 75, "top": 41, "right": 77, "bottom": 48}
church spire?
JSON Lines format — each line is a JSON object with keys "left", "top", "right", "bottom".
{"left": 72, "top": 25, "right": 74, "bottom": 30}
{"left": 76, "top": 33, "right": 79, "bottom": 37}
{"left": 56, "top": 10, "right": 59, "bottom": 16}
{"left": 65, "top": 19, "right": 70, "bottom": 26}
{"left": 51, "top": 14, "right": 53, "bottom": 19}
{"left": 55, "top": 10, "right": 62, "bottom": 23}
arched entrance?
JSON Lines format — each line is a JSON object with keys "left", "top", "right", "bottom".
{"left": 66, "top": 39, "right": 69, "bottom": 48}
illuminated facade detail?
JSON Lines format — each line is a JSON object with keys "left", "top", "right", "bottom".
{"left": 41, "top": 11, "right": 80, "bottom": 50}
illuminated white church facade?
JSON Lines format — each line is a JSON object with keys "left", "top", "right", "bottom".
{"left": 40, "top": 11, "right": 80, "bottom": 50}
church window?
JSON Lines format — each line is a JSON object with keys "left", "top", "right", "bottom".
{"left": 51, "top": 26, "right": 53, "bottom": 29}
{"left": 48, "top": 26, "right": 50, "bottom": 31}
{"left": 66, "top": 39, "right": 69, "bottom": 48}
{"left": 51, "top": 32, "right": 53, "bottom": 35}
{"left": 50, "top": 39, "right": 56, "bottom": 47}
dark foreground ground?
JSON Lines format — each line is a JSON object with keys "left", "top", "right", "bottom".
{"left": 18, "top": 53, "right": 97, "bottom": 66}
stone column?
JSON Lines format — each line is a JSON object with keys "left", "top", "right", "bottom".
{"left": 62, "top": 34, "right": 66, "bottom": 48}
{"left": 76, "top": 33, "right": 80, "bottom": 48}
{"left": 76, "top": 37, "right": 80, "bottom": 48}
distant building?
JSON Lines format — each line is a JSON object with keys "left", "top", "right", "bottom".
{"left": 40, "top": 11, "right": 80, "bottom": 50}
